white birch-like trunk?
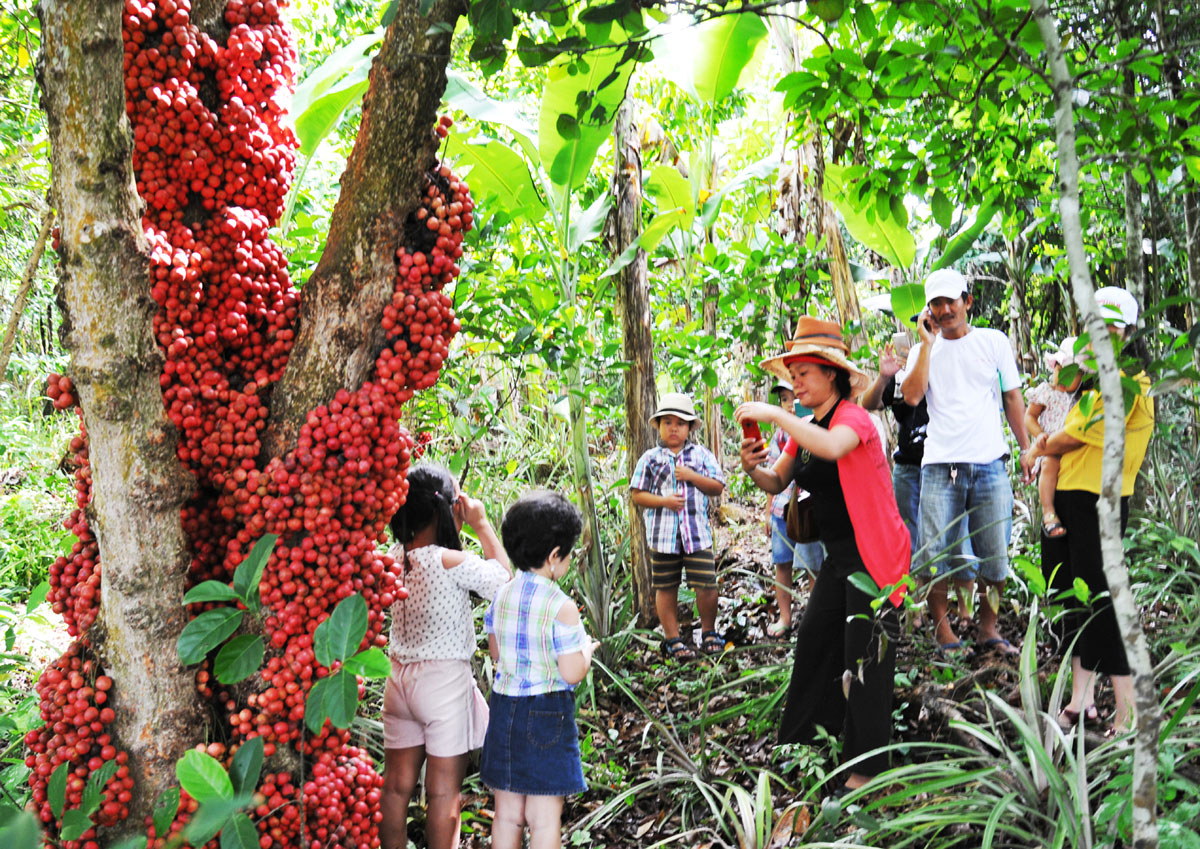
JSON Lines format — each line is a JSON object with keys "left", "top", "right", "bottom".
{"left": 1030, "top": 3, "right": 1159, "bottom": 846}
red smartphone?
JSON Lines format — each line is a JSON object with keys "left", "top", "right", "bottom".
{"left": 741, "top": 420, "right": 762, "bottom": 442}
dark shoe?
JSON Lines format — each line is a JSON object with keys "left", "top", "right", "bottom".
{"left": 662, "top": 637, "right": 696, "bottom": 661}
{"left": 1057, "top": 704, "right": 1100, "bottom": 730}
{"left": 1042, "top": 512, "right": 1067, "bottom": 538}
{"left": 701, "top": 630, "right": 725, "bottom": 655}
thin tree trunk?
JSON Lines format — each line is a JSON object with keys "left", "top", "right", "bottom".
{"left": 1186, "top": 194, "right": 1200, "bottom": 323}
{"left": 0, "top": 208, "right": 53, "bottom": 382}
{"left": 263, "top": 0, "right": 466, "bottom": 457}
{"left": 824, "top": 202, "right": 867, "bottom": 350}
{"left": 37, "top": 0, "right": 199, "bottom": 830}
{"left": 1031, "top": 5, "right": 1159, "bottom": 847}
{"left": 609, "top": 100, "right": 657, "bottom": 626}
{"left": 701, "top": 278, "right": 723, "bottom": 516}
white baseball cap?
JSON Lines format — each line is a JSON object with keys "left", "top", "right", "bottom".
{"left": 1045, "top": 336, "right": 1082, "bottom": 370}
{"left": 924, "top": 268, "right": 968, "bottom": 305}
{"left": 1094, "top": 286, "right": 1138, "bottom": 329}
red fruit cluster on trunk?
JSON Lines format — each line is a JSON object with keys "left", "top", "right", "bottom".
{"left": 33, "top": 1, "right": 473, "bottom": 847}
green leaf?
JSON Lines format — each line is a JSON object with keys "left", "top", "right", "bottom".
{"left": 890, "top": 283, "right": 925, "bottom": 328}
{"left": 1072, "top": 577, "right": 1090, "bottom": 604}
{"left": 538, "top": 46, "right": 634, "bottom": 191}
{"left": 59, "top": 809, "right": 93, "bottom": 842}
{"left": 655, "top": 13, "right": 767, "bottom": 103}
{"left": 566, "top": 193, "right": 611, "bottom": 252}
{"left": 644, "top": 165, "right": 694, "bottom": 229}
{"left": 152, "top": 788, "right": 180, "bottom": 840}
{"left": 81, "top": 759, "right": 119, "bottom": 815}
{"left": 1185, "top": 155, "right": 1200, "bottom": 183}
{"left": 343, "top": 647, "right": 392, "bottom": 679}
{"left": 229, "top": 737, "right": 264, "bottom": 797}
{"left": 382, "top": 1, "right": 400, "bottom": 25}
{"left": 176, "top": 750, "right": 234, "bottom": 804}
{"left": 443, "top": 135, "right": 546, "bottom": 221}
{"left": 220, "top": 812, "right": 259, "bottom": 849}
{"left": 183, "top": 795, "right": 254, "bottom": 847}
{"left": 27, "top": 580, "right": 49, "bottom": 612}
{"left": 323, "top": 671, "right": 360, "bottom": 729}
{"left": 232, "top": 534, "right": 278, "bottom": 608}
{"left": 823, "top": 163, "right": 915, "bottom": 268}
{"left": 313, "top": 594, "right": 368, "bottom": 667}
{"left": 0, "top": 810, "right": 41, "bottom": 849}
{"left": 931, "top": 194, "right": 1000, "bottom": 271}
{"left": 182, "top": 581, "right": 241, "bottom": 605}
{"left": 177, "top": 608, "right": 244, "bottom": 666}
{"left": 700, "top": 155, "right": 779, "bottom": 227}
{"left": 213, "top": 634, "right": 265, "bottom": 685}
{"left": 847, "top": 571, "right": 882, "bottom": 598}
{"left": 598, "top": 207, "right": 689, "bottom": 278}
{"left": 555, "top": 112, "right": 580, "bottom": 140}
{"left": 930, "top": 188, "right": 952, "bottom": 230}
{"left": 110, "top": 838, "right": 148, "bottom": 849}
{"left": 305, "top": 677, "right": 332, "bottom": 734}
{"left": 443, "top": 70, "right": 538, "bottom": 159}
{"left": 48, "top": 762, "right": 68, "bottom": 819}
{"left": 294, "top": 63, "right": 371, "bottom": 157}
{"left": 292, "top": 31, "right": 381, "bottom": 125}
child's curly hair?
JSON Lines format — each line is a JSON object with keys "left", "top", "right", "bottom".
{"left": 501, "top": 491, "right": 583, "bottom": 572}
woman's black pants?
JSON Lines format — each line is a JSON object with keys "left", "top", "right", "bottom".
{"left": 1040, "top": 489, "right": 1131, "bottom": 676}
{"left": 778, "top": 539, "right": 899, "bottom": 776}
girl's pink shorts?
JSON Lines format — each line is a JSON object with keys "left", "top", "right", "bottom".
{"left": 382, "top": 658, "right": 489, "bottom": 756}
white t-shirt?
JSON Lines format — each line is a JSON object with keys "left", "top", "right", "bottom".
{"left": 904, "top": 327, "right": 1022, "bottom": 465}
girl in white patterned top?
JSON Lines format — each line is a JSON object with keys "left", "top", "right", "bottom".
{"left": 1025, "top": 338, "right": 1084, "bottom": 538}
{"left": 380, "top": 465, "right": 511, "bottom": 849}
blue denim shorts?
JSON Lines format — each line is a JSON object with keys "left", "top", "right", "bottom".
{"left": 915, "top": 459, "right": 1012, "bottom": 583}
{"left": 770, "top": 514, "right": 824, "bottom": 572}
{"left": 892, "top": 462, "right": 921, "bottom": 552}
{"left": 480, "top": 690, "right": 586, "bottom": 796}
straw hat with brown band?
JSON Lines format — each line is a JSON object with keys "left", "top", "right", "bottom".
{"left": 759, "top": 316, "right": 871, "bottom": 394}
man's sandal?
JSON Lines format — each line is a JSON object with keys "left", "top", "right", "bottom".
{"left": 662, "top": 637, "right": 696, "bottom": 661}
{"left": 701, "top": 630, "right": 726, "bottom": 655}
{"left": 1042, "top": 513, "right": 1067, "bottom": 538}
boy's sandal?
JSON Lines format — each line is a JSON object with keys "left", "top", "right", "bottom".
{"left": 1042, "top": 513, "right": 1067, "bottom": 538}
{"left": 701, "top": 630, "right": 726, "bottom": 655}
{"left": 1057, "top": 704, "right": 1100, "bottom": 730}
{"left": 662, "top": 637, "right": 696, "bottom": 661}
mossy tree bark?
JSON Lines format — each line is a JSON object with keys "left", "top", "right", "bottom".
{"left": 609, "top": 100, "right": 657, "bottom": 627}
{"left": 37, "top": 0, "right": 200, "bottom": 829}
{"left": 1032, "top": 3, "right": 1159, "bottom": 846}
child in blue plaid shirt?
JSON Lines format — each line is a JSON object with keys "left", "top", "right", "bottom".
{"left": 631, "top": 392, "right": 727, "bottom": 660}
{"left": 480, "top": 491, "right": 598, "bottom": 849}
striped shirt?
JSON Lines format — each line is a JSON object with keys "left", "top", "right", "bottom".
{"left": 630, "top": 442, "right": 725, "bottom": 553}
{"left": 485, "top": 571, "right": 586, "bottom": 697}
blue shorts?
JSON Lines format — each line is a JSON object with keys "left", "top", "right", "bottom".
{"left": 770, "top": 514, "right": 824, "bottom": 573}
{"left": 915, "top": 459, "right": 1012, "bottom": 583}
{"left": 480, "top": 690, "right": 586, "bottom": 797}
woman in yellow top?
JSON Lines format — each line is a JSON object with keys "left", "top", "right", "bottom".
{"left": 1030, "top": 287, "right": 1154, "bottom": 735}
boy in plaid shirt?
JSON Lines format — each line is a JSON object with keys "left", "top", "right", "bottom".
{"left": 631, "top": 392, "right": 726, "bottom": 660}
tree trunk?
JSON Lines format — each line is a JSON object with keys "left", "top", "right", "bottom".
{"left": 1031, "top": 5, "right": 1159, "bottom": 847}
{"left": 263, "top": 0, "right": 466, "bottom": 457}
{"left": 1185, "top": 193, "right": 1200, "bottom": 322}
{"left": 0, "top": 208, "right": 53, "bottom": 382}
{"left": 37, "top": 0, "right": 200, "bottom": 829}
{"left": 824, "top": 202, "right": 867, "bottom": 350}
{"left": 609, "top": 100, "right": 657, "bottom": 626}
{"left": 701, "top": 278, "right": 723, "bottom": 516}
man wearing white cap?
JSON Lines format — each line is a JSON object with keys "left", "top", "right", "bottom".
{"left": 901, "top": 268, "right": 1034, "bottom": 654}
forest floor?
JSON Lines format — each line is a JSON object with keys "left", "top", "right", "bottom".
{"left": 448, "top": 504, "right": 1096, "bottom": 848}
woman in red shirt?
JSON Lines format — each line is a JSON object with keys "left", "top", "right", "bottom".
{"left": 737, "top": 317, "right": 910, "bottom": 796}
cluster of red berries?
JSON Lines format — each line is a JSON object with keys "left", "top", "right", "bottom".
{"left": 24, "top": 643, "right": 132, "bottom": 848}
{"left": 33, "top": 0, "right": 474, "bottom": 845}
{"left": 45, "top": 373, "right": 77, "bottom": 410}
{"left": 47, "top": 426, "right": 99, "bottom": 638}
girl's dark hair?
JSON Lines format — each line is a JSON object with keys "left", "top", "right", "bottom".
{"left": 501, "top": 491, "right": 583, "bottom": 572}
{"left": 821, "top": 365, "right": 853, "bottom": 399}
{"left": 389, "top": 464, "right": 462, "bottom": 551}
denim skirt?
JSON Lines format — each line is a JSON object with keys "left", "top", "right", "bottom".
{"left": 480, "top": 690, "right": 586, "bottom": 796}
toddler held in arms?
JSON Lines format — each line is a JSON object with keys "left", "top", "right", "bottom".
{"left": 1024, "top": 337, "right": 1084, "bottom": 538}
